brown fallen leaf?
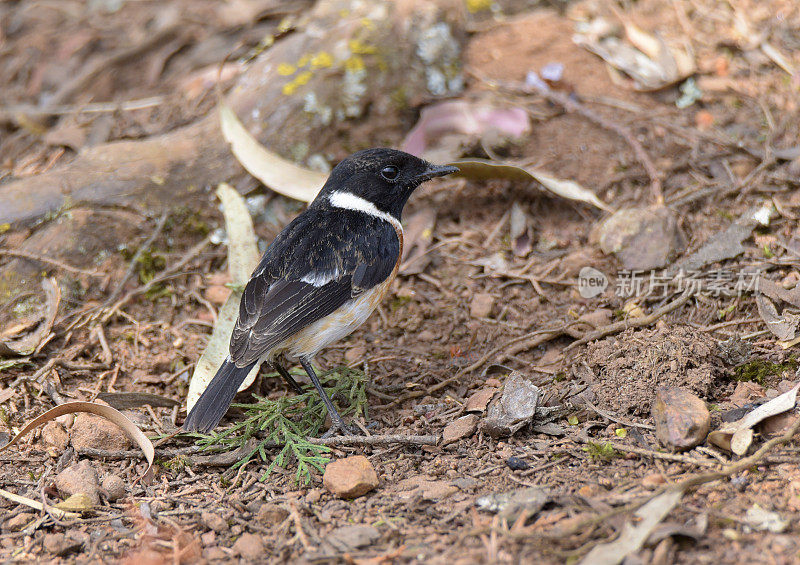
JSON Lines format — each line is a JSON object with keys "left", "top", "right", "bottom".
{"left": 757, "top": 276, "right": 800, "bottom": 309}
{"left": 579, "top": 488, "right": 683, "bottom": 565}
{"left": 756, "top": 293, "right": 799, "bottom": 342}
{"left": 670, "top": 205, "right": 773, "bottom": 274}
{"left": 574, "top": 14, "right": 695, "bottom": 91}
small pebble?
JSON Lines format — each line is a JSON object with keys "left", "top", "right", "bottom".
{"left": 323, "top": 456, "right": 379, "bottom": 498}
{"left": 201, "top": 511, "right": 227, "bottom": 532}
{"left": 232, "top": 532, "right": 264, "bottom": 560}
{"left": 102, "top": 475, "right": 126, "bottom": 502}
{"left": 506, "top": 456, "right": 530, "bottom": 471}
{"left": 70, "top": 413, "right": 131, "bottom": 452}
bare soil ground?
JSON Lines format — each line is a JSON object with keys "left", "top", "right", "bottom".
{"left": 2, "top": 0, "right": 800, "bottom": 563}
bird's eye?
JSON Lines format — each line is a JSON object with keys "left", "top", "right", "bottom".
{"left": 380, "top": 165, "right": 399, "bottom": 181}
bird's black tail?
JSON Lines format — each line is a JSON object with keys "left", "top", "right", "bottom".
{"left": 183, "top": 359, "right": 254, "bottom": 433}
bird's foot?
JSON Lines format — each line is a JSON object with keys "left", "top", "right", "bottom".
{"left": 320, "top": 419, "right": 361, "bottom": 438}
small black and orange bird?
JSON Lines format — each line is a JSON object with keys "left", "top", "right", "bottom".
{"left": 183, "top": 148, "right": 458, "bottom": 434}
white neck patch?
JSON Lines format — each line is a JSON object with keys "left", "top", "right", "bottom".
{"left": 328, "top": 191, "right": 403, "bottom": 235}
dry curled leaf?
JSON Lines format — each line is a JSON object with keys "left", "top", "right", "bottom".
{"left": 402, "top": 100, "right": 530, "bottom": 162}
{"left": 0, "top": 401, "right": 154, "bottom": 484}
{"left": 219, "top": 101, "right": 326, "bottom": 202}
{"left": 756, "top": 293, "right": 799, "bottom": 342}
{"left": 574, "top": 15, "right": 695, "bottom": 91}
{"left": 452, "top": 159, "right": 614, "bottom": 212}
{"left": 708, "top": 383, "right": 800, "bottom": 455}
{"left": 670, "top": 204, "right": 774, "bottom": 274}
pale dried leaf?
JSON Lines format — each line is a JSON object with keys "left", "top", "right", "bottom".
{"left": 452, "top": 160, "right": 614, "bottom": 212}
{"left": 708, "top": 383, "right": 800, "bottom": 454}
{"left": 55, "top": 493, "right": 95, "bottom": 513}
{"left": 574, "top": 18, "right": 695, "bottom": 91}
{"left": 187, "top": 183, "right": 262, "bottom": 411}
{"left": 761, "top": 42, "right": 796, "bottom": 76}
{"left": 757, "top": 276, "right": 800, "bottom": 309}
{"left": 216, "top": 182, "right": 259, "bottom": 286}
{"left": 746, "top": 504, "right": 788, "bottom": 533}
{"left": 580, "top": 488, "right": 683, "bottom": 565}
{"left": 671, "top": 205, "right": 774, "bottom": 273}
{"left": 402, "top": 100, "right": 530, "bottom": 161}
{"left": 219, "top": 102, "right": 326, "bottom": 202}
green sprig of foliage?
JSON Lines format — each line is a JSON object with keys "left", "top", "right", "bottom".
{"left": 582, "top": 442, "right": 620, "bottom": 463}
{"left": 195, "top": 366, "right": 367, "bottom": 484}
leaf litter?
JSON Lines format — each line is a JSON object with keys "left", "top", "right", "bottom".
{"left": 4, "top": 1, "right": 800, "bottom": 563}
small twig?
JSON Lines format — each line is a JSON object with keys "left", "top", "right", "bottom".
{"left": 674, "top": 415, "right": 800, "bottom": 491}
{"left": 0, "top": 249, "right": 101, "bottom": 277}
{"left": 92, "top": 324, "right": 113, "bottom": 366}
{"left": 100, "top": 235, "right": 211, "bottom": 323}
{"left": 585, "top": 401, "right": 655, "bottom": 431}
{"left": 75, "top": 433, "right": 440, "bottom": 462}
{"left": 531, "top": 84, "right": 663, "bottom": 204}
{"left": 564, "top": 291, "right": 692, "bottom": 351}
{"left": 309, "top": 434, "right": 439, "bottom": 447}
{"left": 0, "top": 96, "right": 165, "bottom": 120}
{"left": 288, "top": 501, "right": 316, "bottom": 552}
{"left": 472, "top": 69, "right": 664, "bottom": 205}
{"left": 104, "top": 211, "right": 169, "bottom": 307}
{"left": 391, "top": 319, "right": 588, "bottom": 407}
{"left": 579, "top": 437, "right": 717, "bottom": 468}
{"left": 47, "top": 25, "right": 180, "bottom": 108}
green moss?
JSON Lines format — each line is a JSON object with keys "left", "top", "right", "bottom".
{"left": 390, "top": 295, "right": 411, "bottom": 311}
{"left": 162, "top": 207, "right": 211, "bottom": 238}
{"left": 135, "top": 250, "right": 166, "bottom": 284}
{"left": 732, "top": 356, "right": 798, "bottom": 385}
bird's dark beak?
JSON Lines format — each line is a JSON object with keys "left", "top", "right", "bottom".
{"left": 417, "top": 163, "right": 459, "bottom": 182}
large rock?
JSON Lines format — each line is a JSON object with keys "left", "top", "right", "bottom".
{"left": 54, "top": 460, "right": 101, "bottom": 505}
{"left": 70, "top": 413, "right": 131, "bottom": 452}
{"left": 323, "top": 456, "right": 379, "bottom": 498}
{"left": 232, "top": 532, "right": 264, "bottom": 560}
{"left": 442, "top": 414, "right": 479, "bottom": 444}
{"left": 652, "top": 387, "right": 710, "bottom": 450}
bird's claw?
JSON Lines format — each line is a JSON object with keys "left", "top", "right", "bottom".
{"left": 320, "top": 420, "right": 360, "bottom": 438}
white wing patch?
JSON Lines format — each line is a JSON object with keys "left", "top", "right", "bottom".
{"left": 300, "top": 268, "right": 340, "bottom": 287}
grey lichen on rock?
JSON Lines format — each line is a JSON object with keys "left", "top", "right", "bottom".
{"left": 229, "top": 0, "right": 465, "bottom": 161}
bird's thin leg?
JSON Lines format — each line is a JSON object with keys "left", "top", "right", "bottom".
{"left": 270, "top": 360, "right": 304, "bottom": 394}
{"left": 299, "top": 357, "right": 353, "bottom": 437}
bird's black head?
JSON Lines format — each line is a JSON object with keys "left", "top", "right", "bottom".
{"left": 314, "top": 148, "right": 458, "bottom": 219}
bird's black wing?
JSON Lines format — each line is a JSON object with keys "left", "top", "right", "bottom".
{"left": 229, "top": 209, "right": 399, "bottom": 367}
